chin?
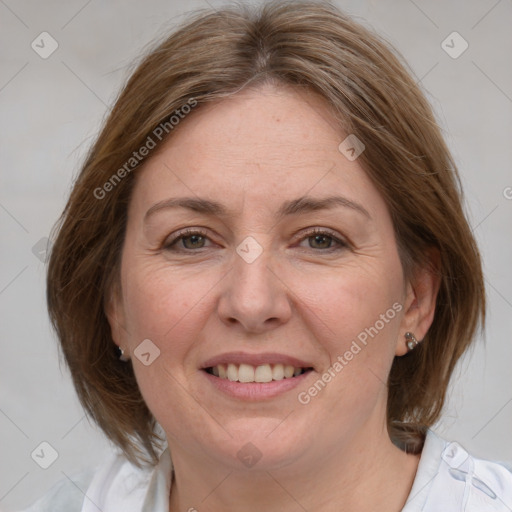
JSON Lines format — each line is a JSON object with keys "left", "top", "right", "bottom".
{"left": 207, "top": 418, "right": 311, "bottom": 469}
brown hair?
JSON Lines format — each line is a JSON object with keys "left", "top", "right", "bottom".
{"left": 47, "top": 0, "right": 485, "bottom": 466}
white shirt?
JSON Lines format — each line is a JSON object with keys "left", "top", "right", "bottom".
{"left": 20, "top": 430, "right": 512, "bottom": 511}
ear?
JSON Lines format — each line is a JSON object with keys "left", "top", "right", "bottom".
{"left": 395, "top": 248, "right": 441, "bottom": 356}
{"left": 104, "top": 279, "right": 129, "bottom": 352}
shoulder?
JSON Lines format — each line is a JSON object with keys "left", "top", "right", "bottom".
{"left": 404, "top": 429, "right": 512, "bottom": 512}
{"left": 16, "top": 449, "right": 131, "bottom": 512}
{"left": 18, "top": 447, "right": 172, "bottom": 512}
{"left": 16, "top": 468, "right": 95, "bottom": 512}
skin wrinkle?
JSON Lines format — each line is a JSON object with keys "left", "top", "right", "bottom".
{"left": 144, "top": 194, "right": 371, "bottom": 224}
{"left": 107, "top": 85, "right": 439, "bottom": 512}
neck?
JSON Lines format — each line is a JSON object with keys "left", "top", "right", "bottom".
{"left": 168, "top": 424, "right": 421, "bottom": 512}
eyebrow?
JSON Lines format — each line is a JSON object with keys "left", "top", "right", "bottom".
{"left": 144, "top": 195, "right": 371, "bottom": 221}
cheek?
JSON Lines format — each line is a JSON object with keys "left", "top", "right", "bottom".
{"left": 300, "top": 262, "right": 403, "bottom": 343}
{"left": 295, "top": 265, "right": 403, "bottom": 412}
{"left": 119, "top": 255, "right": 226, "bottom": 357}
{"left": 119, "top": 264, "right": 214, "bottom": 429}
{"left": 293, "top": 258, "right": 405, "bottom": 413}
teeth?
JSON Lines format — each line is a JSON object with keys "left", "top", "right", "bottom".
{"left": 227, "top": 363, "right": 238, "bottom": 381}
{"left": 254, "top": 364, "right": 272, "bottom": 383}
{"left": 284, "top": 365, "right": 295, "bottom": 378}
{"left": 272, "top": 363, "right": 284, "bottom": 380}
{"left": 208, "top": 363, "right": 307, "bottom": 382}
{"left": 238, "top": 363, "right": 254, "bottom": 383}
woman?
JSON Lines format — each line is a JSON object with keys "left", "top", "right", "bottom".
{"left": 23, "top": 1, "right": 512, "bottom": 511}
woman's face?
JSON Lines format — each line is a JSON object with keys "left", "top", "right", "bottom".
{"left": 109, "top": 85, "right": 425, "bottom": 470}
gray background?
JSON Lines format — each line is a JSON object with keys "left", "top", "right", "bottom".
{"left": 1, "top": 0, "right": 511, "bottom": 509}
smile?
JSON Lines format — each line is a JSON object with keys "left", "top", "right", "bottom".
{"left": 204, "top": 363, "right": 313, "bottom": 383}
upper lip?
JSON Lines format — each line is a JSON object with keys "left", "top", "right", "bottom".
{"left": 201, "top": 352, "right": 315, "bottom": 370}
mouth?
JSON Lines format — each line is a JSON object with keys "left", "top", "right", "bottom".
{"left": 203, "top": 363, "right": 314, "bottom": 383}
{"left": 199, "top": 352, "right": 316, "bottom": 400}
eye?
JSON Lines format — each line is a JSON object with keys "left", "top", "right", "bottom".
{"left": 163, "top": 227, "right": 348, "bottom": 253}
{"left": 297, "top": 228, "right": 348, "bottom": 251}
{"left": 163, "top": 228, "right": 212, "bottom": 251}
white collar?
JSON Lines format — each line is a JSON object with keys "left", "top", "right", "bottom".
{"left": 403, "top": 429, "right": 512, "bottom": 511}
{"left": 81, "top": 447, "right": 172, "bottom": 512}
{"left": 81, "top": 430, "right": 512, "bottom": 511}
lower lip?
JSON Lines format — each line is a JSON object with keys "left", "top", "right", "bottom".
{"left": 201, "top": 369, "right": 314, "bottom": 400}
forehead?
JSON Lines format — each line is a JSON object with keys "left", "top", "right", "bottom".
{"left": 130, "top": 85, "right": 386, "bottom": 221}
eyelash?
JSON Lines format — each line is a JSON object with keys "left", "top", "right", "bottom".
{"left": 163, "top": 228, "right": 210, "bottom": 251}
{"left": 163, "top": 227, "right": 348, "bottom": 253}
{"left": 296, "top": 228, "right": 348, "bottom": 252}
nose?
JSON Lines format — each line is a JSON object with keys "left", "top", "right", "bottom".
{"left": 216, "top": 243, "right": 292, "bottom": 334}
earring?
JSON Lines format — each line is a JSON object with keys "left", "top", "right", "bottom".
{"left": 405, "top": 332, "right": 419, "bottom": 351}
{"left": 119, "top": 347, "right": 130, "bottom": 362}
